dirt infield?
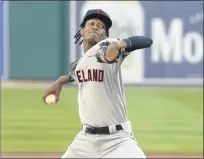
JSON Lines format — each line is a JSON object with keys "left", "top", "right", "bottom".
{"left": 1, "top": 153, "right": 203, "bottom": 158}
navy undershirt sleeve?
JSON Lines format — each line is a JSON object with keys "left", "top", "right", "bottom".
{"left": 122, "top": 36, "right": 153, "bottom": 52}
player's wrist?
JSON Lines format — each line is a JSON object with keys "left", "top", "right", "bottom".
{"left": 56, "top": 75, "right": 69, "bottom": 85}
{"left": 117, "top": 40, "right": 128, "bottom": 49}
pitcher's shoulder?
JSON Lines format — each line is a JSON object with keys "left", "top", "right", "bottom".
{"left": 69, "top": 58, "right": 81, "bottom": 71}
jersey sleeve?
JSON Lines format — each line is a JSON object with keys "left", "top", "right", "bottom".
{"left": 116, "top": 47, "right": 131, "bottom": 65}
{"left": 108, "top": 38, "right": 131, "bottom": 71}
{"left": 68, "top": 59, "right": 79, "bottom": 82}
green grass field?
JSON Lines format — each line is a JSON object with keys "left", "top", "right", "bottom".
{"left": 1, "top": 86, "right": 203, "bottom": 154}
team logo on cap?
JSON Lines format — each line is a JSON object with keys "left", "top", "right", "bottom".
{"left": 97, "top": 9, "right": 104, "bottom": 14}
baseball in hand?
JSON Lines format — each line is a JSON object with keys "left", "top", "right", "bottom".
{"left": 45, "top": 94, "right": 56, "bottom": 104}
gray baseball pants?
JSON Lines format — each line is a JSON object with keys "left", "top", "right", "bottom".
{"left": 61, "top": 121, "right": 146, "bottom": 158}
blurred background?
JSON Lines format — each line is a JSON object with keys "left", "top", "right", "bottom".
{"left": 1, "top": 1, "right": 203, "bottom": 158}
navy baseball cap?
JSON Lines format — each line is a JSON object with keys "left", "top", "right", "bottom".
{"left": 80, "top": 9, "right": 112, "bottom": 31}
{"left": 74, "top": 9, "right": 112, "bottom": 44}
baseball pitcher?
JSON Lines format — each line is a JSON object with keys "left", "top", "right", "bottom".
{"left": 43, "top": 9, "right": 153, "bottom": 158}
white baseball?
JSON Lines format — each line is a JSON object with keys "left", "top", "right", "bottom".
{"left": 45, "top": 94, "right": 56, "bottom": 104}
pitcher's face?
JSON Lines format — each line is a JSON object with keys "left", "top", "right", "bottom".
{"left": 81, "top": 18, "right": 107, "bottom": 45}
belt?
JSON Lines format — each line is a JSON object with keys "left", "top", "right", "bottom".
{"left": 82, "top": 124, "right": 123, "bottom": 134}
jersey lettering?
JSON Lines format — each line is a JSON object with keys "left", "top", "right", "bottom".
{"left": 76, "top": 69, "right": 104, "bottom": 83}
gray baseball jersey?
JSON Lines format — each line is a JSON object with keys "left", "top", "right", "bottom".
{"left": 62, "top": 38, "right": 147, "bottom": 158}
{"left": 69, "top": 38, "right": 130, "bottom": 127}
